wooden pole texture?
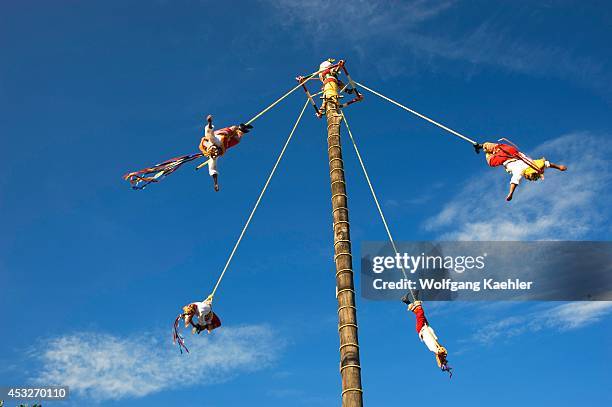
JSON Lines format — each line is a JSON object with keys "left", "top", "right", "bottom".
{"left": 326, "top": 85, "right": 364, "bottom": 406}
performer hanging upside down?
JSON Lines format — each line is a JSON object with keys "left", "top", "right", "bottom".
{"left": 401, "top": 294, "right": 452, "bottom": 376}
{"left": 199, "top": 115, "right": 253, "bottom": 191}
{"left": 173, "top": 296, "right": 222, "bottom": 353}
{"left": 182, "top": 297, "right": 222, "bottom": 334}
{"left": 477, "top": 141, "right": 567, "bottom": 201}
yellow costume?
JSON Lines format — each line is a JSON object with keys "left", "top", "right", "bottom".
{"left": 523, "top": 158, "right": 547, "bottom": 181}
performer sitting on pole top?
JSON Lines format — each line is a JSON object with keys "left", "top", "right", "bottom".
{"left": 182, "top": 296, "right": 222, "bottom": 335}
{"left": 401, "top": 293, "right": 452, "bottom": 377}
{"left": 199, "top": 114, "right": 253, "bottom": 192}
{"left": 475, "top": 140, "right": 567, "bottom": 201}
{"left": 317, "top": 58, "right": 354, "bottom": 117}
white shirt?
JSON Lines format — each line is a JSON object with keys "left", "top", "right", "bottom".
{"left": 194, "top": 301, "right": 212, "bottom": 325}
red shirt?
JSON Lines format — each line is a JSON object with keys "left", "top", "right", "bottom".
{"left": 487, "top": 143, "right": 519, "bottom": 167}
{"left": 414, "top": 306, "right": 428, "bottom": 333}
{"left": 199, "top": 126, "right": 242, "bottom": 156}
{"left": 215, "top": 127, "right": 242, "bottom": 151}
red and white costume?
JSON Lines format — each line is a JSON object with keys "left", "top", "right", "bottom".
{"left": 184, "top": 299, "right": 222, "bottom": 332}
{"left": 199, "top": 125, "right": 244, "bottom": 176}
{"left": 413, "top": 305, "right": 440, "bottom": 354}
{"left": 484, "top": 142, "right": 550, "bottom": 185}
{"left": 485, "top": 143, "right": 519, "bottom": 167}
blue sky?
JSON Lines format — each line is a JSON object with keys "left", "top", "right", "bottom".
{"left": 1, "top": 1, "right": 611, "bottom": 406}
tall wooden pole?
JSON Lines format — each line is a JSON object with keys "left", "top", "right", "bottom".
{"left": 326, "top": 84, "right": 364, "bottom": 406}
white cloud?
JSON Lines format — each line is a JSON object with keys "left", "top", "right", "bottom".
{"left": 399, "top": 22, "right": 608, "bottom": 89}
{"left": 265, "top": 1, "right": 610, "bottom": 92}
{"left": 471, "top": 301, "right": 612, "bottom": 344}
{"left": 423, "top": 133, "right": 612, "bottom": 346}
{"left": 31, "top": 325, "right": 280, "bottom": 401}
{"left": 425, "top": 132, "right": 612, "bottom": 240}
{"left": 267, "top": 0, "right": 456, "bottom": 40}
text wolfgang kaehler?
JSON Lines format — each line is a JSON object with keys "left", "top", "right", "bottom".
{"left": 370, "top": 253, "right": 534, "bottom": 293}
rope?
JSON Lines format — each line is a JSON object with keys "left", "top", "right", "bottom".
{"left": 245, "top": 68, "right": 324, "bottom": 126}
{"left": 338, "top": 323, "right": 359, "bottom": 331}
{"left": 194, "top": 68, "right": 323, "bottom": 171}
{"left": 336, "top": 288, "right": 355, "bottom": 297}
{"left": 341, "top": 110, "right": 417, "bottom": 303}
{"left": 194, "top": 69, "right": 325, "bottom": 171}
{"left": 342, "top": 388, "right": 364, "bottom": 396}
{"left": 340, "top": 364, "right": 361, "bottom": 372}
{"left": 339, "top": 342, "right": 359, "bottom": 350}
{"left": 355, "top": 81, "right": 478, "bottom": 146}
{"left": 343, "top": 111, "right": 453, "bottom": 375}
{"left": 338, "top": 305, "right": 356, "bottom": 313}
{"left": 208, "top": 100, "right": 310, "bottom": 299}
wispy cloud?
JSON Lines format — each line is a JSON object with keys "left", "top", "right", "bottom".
{"left": 399, "top": 20, "right": 609, "bottom": 89}
{"left": 422, "top": 132, "right": 612, "bottom": 348}
{"left": 266, "top": 0, "right": 456, "bottom": 40}
{"left": 265, "top": 1, "right": 610, "bottom": 92}
{"left": 30, "top": 325, "right": 281, "bottom": 401}
{"left": 425, "top": 132, "right": 612, "bottom": 240}
{"left": 470, "top": 301, "right": 612, "bottom": 345}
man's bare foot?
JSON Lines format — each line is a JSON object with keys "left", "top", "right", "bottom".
{"left": 506, "top": 194, "right": 513, "bottom": 201}
{"left": 214, "top": 184, "right": 219, "bottom": 192}
{"left": 549, "top": 162, "right": 567, "bottom": 171}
